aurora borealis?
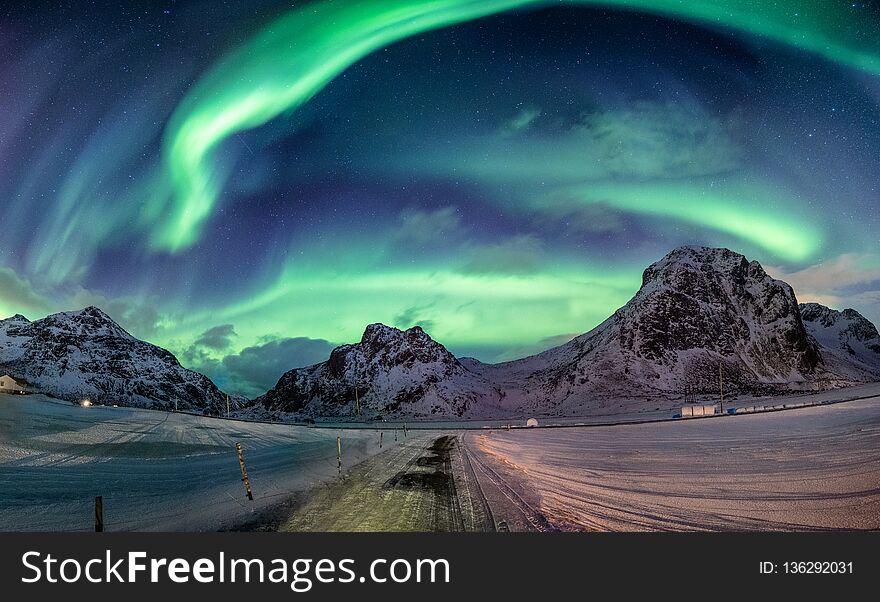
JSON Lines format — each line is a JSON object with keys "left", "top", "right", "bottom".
{"left": 1, "top": 0, "right": 879, "bottom": 396}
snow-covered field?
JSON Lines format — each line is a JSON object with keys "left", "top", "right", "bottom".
{"left": 471, "top": 395, "right": 880, "bottom": 530}
{"left": 2, "top": 387, "right": 879, "bottom": 531}
{"left": 0, "top": 394, "right": 386, "bottom": 531}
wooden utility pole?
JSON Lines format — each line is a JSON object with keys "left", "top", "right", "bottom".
{"left": 95, "top": 496, "right": 104, "bottom": 532}
{"left": 226, "top": 393, "right": 230, "bottom": 418}
{"left": 353, "top": 357, "right": 361, "bottom": 418}
{"left": 235, "top": 442, "right": 253, "bottom": 500}
{"left": 337, "top": 436, "right": 342, "bottom": 473}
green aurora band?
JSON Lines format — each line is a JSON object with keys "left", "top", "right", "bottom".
{"left": 558, "top": 181, "right": 823, "bottom": 262}
{"left": 155, "top": 0, "right": 880, "bottom": 254}
{"left": 170, "top": 260, "right": 644, "bottom": 355}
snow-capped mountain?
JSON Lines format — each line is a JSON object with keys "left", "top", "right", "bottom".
{"left": 256, "top": 246, "right": 879, "bottom": 419}
{"left": 256, "top": 323, "right": 503, "bottom": 418}
{"left": 800, "top": 302, "right": 880, "bottom": 380}
{"left": 0, "top": 306, "right": 227, "bottom": 412}
{"left": 8, "top": 248, "right": 875, "bottom": 420}
{"left": 470, "top": 246, "right": 832, "bottom": 415}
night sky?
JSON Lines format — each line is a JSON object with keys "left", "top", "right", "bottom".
{"left": 2, "top": 0, "right": 879, "bottom": 397}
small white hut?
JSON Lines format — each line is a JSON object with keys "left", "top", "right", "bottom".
{"left": 0, "top": 374, "right": 28, "bottom": 394}
{"left": 526, "top": 418, "right": 539, "bottom": 427}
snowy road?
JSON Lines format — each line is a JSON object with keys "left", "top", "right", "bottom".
{"left": 272, "top": 434, "right": 493, "bottom": 531}
{"left": 263, "top": 432, "right": 541, "bottom": 532}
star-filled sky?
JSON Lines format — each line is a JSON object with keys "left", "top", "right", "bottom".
{"left": 2, "top": 0, "right": 879, "bottom": 397}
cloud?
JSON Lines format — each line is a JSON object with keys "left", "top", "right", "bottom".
{"left": 0, "top": 266, "right": 52, "bottom": 317}
{"left": 179, "top": 345, "right": 222, "bottom": 378}
{"left": 568, "top": 101, "right": 741, "bottom": 180}
{"left": 222, "top": 336, "right": 336, "bottom": 398}
{"left": 193, "top": 324, "right": 237, "bottom": 350}
{"left": 393, "top": 303, "right": 436, "bottom": 333}
{"left": 453, "top": 332, "right": 580, "bottom": 364}
{"left": 460, "top": 234, "right": 545, "bottom": 274}
{"left": 493, "top": 332, "right": 580, "bottom": 362}
{"left": 502, "top": 106, "right": 541, "bottom": 135}
{"left": 403, "top": 100, "right": 742, "bottom": 185}
{"left": 534, "top": 202, "right": 627, "bottom": 235}
{"left": 768, "top": 254, "right": 880, "bottom": 326}
{"left": 538, "top": 332, "right": 580, "bottom": 347}
{"left": 394, "top": 206, "right": 461, "bottom": 246}
{"left": 768, "top": 254, "right": 880, "bottom": 293}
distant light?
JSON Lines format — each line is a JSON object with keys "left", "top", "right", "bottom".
{"left": 81, "top": 400, "right": 93, "bottom": 407}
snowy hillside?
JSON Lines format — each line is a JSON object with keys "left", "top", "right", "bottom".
{"left": 0, "top": 306, "right": 227, "bottom": 412}
{"left": 801, "top": 302, "right": 880, "bottom": 381}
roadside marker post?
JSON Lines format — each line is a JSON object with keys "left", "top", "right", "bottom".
{"left": 95, "top": 496, "right": 104, "bottom": 532}
{"left": 379, "top": 431, "right": 383, "bottom": 448}
{"left": 337, "top": 435, "right": 342, "bottom": 473}
{"left": 235, "top": 442, "right": 254, "bottom": 500}
{"left": 403, "top": 423, "right": 408, "bottom": 438}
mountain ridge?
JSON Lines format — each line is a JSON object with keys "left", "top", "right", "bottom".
{"left": 254, "top": 246, "right": 879, "bottom": 419}
{"left": 4, "top": 247, "right": 879, "bottom": 419}
{"left": 800, "top": 302, "right": 880, "bottom": 381}
{"left": 0, "top": 305, "right": 228, "bottom": 413}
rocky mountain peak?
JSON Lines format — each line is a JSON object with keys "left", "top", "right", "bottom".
{"left": 256, "top": 321, "right": 489, "bottom": 417}
{"left": 39, "top": 306, "right": 133, "bottom": 340}
{"left": 800, "top": 302, "right": 880, "bottom": 379}
{"left": 360, "top": 322, "right": 405, "bottom": 349}
{"left": 358, "top": 323, "right": 456, "bottom": 366}
{"left": 800, "top": 302, "right": 837, "bottom": 325}
{"left": 641, "top": 246, "right": 757, "bottom": 287}
{"left": 624, "top": 247, "right": 816, "bottom": 369}
{"left": 3, "top": 314, "right": 30, "bottom": 323}
{"left": 801, "top": 303, "right": 880, "bottom": 340}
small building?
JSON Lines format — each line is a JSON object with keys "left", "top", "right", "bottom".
{"left": 526, "top": 418, "right": 539, "bottom": 427}
{"left": 679, "top": 405, "right": 718, "bottom": 418}
{"left": 0, "top": 374, "right": 28, "bottom": 394}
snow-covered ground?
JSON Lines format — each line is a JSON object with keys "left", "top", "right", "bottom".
{"left": 0, "top": 394, "right": 386, "bottom": 531}
{"left": 3, "top": 386, "right": 879, "bottom": 531}
{"left": 471, "top": 395, "right": 880, "bottom": 530}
